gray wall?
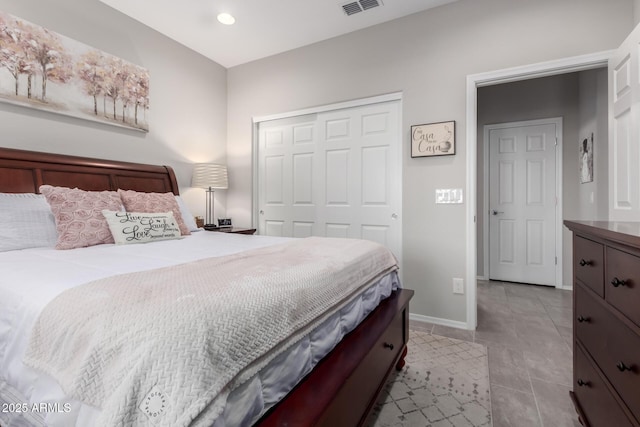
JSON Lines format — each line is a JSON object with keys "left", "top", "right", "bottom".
{"left": 0, "top": 0, "right": 228, "bottom": 218}
{"left": 635, "top": 0, "right": 640, "bottom": 24}
{"left": 227, "top": 0, "right": 632, "bottom": 323}
{"left": 476, "top": 69, "right": 608, "bottom": 288}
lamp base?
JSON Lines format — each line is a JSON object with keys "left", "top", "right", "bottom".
{"left": 205, "top": 187, "right": 217, "bottom": 230}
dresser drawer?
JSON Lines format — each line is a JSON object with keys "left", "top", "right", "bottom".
{"left": 363, "top": 308, "right": 404, "bottom": 381}
{"left": 575, "top": 284, "right": 608, "bottom": 366}
{"left": 606, "top": 247, "right": 640, "bottom": 328}
{"left": 574, "top": 236, "right": 604, "bottom": 297}
{"left": 575, "top": 284, "right": 640, "bottom": 421}
{"left": 317, "top": 308, "right": 405, "bottom": 426}
{"left": 574, "top": 345, "right": 633, "bottom": 427}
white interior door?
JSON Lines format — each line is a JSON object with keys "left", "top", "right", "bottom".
{"left": 258, "top": 114, "right": 320, "bottom": 237}
{"left": 609, "top": 22, "right": 640, "bottom": 221}
{"left": 488, "top": 120, "right": 558, "bottom": 286}
{"left": 258, "top": 100, "right": 402, "bottom": 259}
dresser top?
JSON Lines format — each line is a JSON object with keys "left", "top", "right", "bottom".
{"left": 564, "top": 220, "right": 640, "bottom": 248}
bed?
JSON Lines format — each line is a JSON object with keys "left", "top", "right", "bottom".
{"left": 0, "top": 147, "right": 414, "bottom": 427}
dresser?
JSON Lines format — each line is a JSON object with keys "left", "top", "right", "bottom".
{"left": 565, "top": 221, "right": 640, "bottom": 427}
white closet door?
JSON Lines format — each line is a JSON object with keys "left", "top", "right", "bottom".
{"left": 609, "top": 21, "right": 640, "bottom": 220}
{"left": 258, "top": 114, "right": 319, "bottom": 238}
{"left": 258, "top": 101, "right": 401, "bottom": 259}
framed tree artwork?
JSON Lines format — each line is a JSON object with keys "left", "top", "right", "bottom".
{"left": 0, "top": 10, "right": 149, "bottom": 132}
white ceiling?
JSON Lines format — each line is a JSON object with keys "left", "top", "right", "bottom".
{"left": 99, "top": 0, "right": 459, "bottom": 68}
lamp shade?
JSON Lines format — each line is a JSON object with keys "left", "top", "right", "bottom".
{"left": 191, "top": 163, "right": 228, "bottom": 189}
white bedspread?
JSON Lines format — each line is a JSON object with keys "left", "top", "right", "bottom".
{"left": 0, "top": 232, "right": 400, "bottom": 427}
{"left": 23, "top": 237, "right": 397, "bottom": 427}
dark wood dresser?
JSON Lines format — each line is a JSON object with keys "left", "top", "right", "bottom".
{"left": 565, "top": 221, "right": 640, "bottom": 427}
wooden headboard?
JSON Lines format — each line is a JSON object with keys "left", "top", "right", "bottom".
{"left": 0, "top": 147, "right": 180, "bottom": 195}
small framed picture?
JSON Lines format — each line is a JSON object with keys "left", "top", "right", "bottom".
{"left": 580, "top": 133, "right": 593, "bottom": 184}
{"left": 411, "top": 121, "right": 456, "bottom": 157}
{"left": 218, "top": 218, "right": 232, "bottom": 228}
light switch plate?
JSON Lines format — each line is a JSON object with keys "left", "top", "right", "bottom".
{"left": 436, "top": 188, "right": 463, "bottom": 204}
{"left": 453, "top": 278, "right": 464, "bottom": 294}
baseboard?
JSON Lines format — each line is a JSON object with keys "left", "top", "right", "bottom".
{"left": 476, "top": 275, "right": 488, "bottom": 281}
{"left": 410, "top": 313, "right": 471, "bottom": 331}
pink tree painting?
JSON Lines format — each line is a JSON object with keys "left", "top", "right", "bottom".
{"left": 0, "top": 11, "right": 149, "bottom": 132}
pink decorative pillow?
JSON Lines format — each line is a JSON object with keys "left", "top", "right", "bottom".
{"left": 40, "top": 185, "right": 124, "bottom": 250}
{"left": 118, "top": 190, "right": 191, "bottom": 236}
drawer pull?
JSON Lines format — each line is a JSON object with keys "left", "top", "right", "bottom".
{"left": 579, "top": 259, "right": 592, "bottom": 267}
{"left": 610, "top": 277, "right": 627, "bottom": 288}
{"left": 576, "top": 379, "right": 590, "bottom": 387}
{"left": 577, "top": 316, "right": 590, "bottom": 323}
{"left": 383, "top": 342, "right": 394, "bottom": 351}
{"left": 616, "top": 361, "right": 632, "bottom": 372}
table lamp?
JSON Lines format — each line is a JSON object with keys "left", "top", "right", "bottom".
{"left": 191, "top": 163, "right": 228, "bottom": 229}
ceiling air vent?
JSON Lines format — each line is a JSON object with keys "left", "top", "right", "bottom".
{"left": 359, "top": 0, "right": 380, "bottom": 11}
{"left": 341, "top": 0, "right": 382, "bottom": 16}
{"left": 342, "top": 2, "right": 363, "bottom": 16}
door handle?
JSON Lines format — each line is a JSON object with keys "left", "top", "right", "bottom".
{"left": 491, "top": 210, "right": 504, "bottom": 216}
{"left": 391, "top": 213, "right": 398, "bottom": 219}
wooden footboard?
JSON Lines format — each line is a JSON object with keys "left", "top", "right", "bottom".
{"left": 258, "top": 288, "right": 414, "bottom": 427}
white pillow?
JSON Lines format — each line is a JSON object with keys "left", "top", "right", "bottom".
{"left": 175, "top": 195, "right": 200, "bottom": 232}
{"left": 102, "top": 210, "right": 183, "bottom": 245}
{"left": 0, "top": 193, "right": 58, "bottom": 252}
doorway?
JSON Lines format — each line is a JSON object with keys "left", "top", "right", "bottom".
{"left": 464, "top": 51, "right": 611, "bottom": 330}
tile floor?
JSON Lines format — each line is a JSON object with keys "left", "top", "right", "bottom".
{"left": 367, "top": 331, "right": 491, "bottom": 427}
{"left": 411, "top": 279, "right": 579, "bottom": 427}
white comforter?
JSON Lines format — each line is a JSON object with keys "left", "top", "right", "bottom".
{"left": 1, "top": 232, "right": 290, "bottom": 426}
{"left": 0, "top": 232, "right": 400, "bottom": 427}
{"left": 23, "top": 237, "right": 397, "bottom": 426}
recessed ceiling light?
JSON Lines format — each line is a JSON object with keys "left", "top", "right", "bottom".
{"left": 217, "top": 13, "right": 235, "bottom": 25}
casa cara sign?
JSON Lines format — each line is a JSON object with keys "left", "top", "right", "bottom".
{"left": 411, "top": 121, "right": 456, "bottom": 158}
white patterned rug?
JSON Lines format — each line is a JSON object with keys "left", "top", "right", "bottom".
{"left": 365, "top": 330, "right": 491, "bottom": 427}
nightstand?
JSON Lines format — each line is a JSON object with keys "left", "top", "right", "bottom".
{"left": 205, "top": 227, "right": 256, "bottom": 235}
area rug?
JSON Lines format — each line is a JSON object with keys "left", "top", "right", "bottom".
{"left": 365, "top": 330, "right": 492, "bottom": 427}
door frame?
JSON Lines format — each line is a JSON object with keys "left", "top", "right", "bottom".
{"left": 465, "top": 50, "right": 612, "bottom": 330}
{"left": 483, "top": 117, "right": 563, "bottom": 288}
{"left": 251, "top": 91, "right": 404, "bottom": 275}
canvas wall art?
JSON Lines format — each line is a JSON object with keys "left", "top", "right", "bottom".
{"left": 0, "top": 10, "right": 149, "bottom": 132}
{"left": 580, "top": 132, "right": 593, "bottom": 184}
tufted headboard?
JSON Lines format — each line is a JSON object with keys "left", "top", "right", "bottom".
{"left": 0, "top": 147, "right": 179, "bottom": 195}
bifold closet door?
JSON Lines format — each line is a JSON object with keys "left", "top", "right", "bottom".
{"left": 257, "top": 100, "right": 401, "bottom": 258}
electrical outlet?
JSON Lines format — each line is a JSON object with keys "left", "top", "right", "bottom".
{"left": 453, "top": 278, "right": 464, "bottom": 294}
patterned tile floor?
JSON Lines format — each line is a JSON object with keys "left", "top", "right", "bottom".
{"left": 393, "top": 280, "right": 578, "bottom": 427}
{"left": 366, "top": 280, "right": 578, "bottom": 426}
{"left": 366, "top": 330, "right": 491, "bottom": 427}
